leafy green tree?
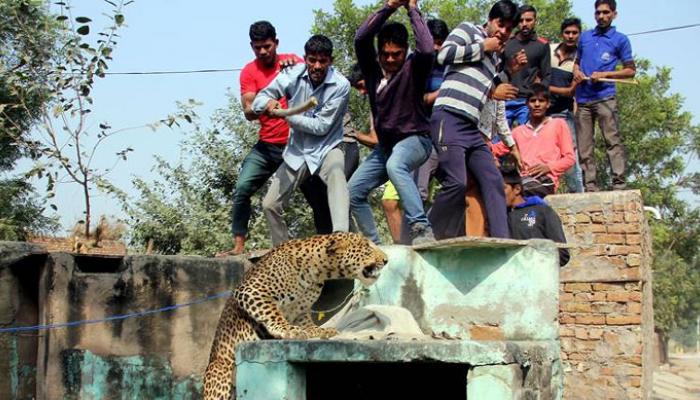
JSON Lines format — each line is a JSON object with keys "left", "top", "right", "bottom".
{"left": 0, "top": 0, "right": 59, "bottom": 239}
{"left": 2, "top": 0, "right": 194, "bottom": 239}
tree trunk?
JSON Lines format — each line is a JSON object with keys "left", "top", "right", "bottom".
{"left": 83, "top": 183, "right": 91, "bottom": 239}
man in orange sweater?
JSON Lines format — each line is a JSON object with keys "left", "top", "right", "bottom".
{"left": 494, "top": 83, "right": 575, "bottom": 197}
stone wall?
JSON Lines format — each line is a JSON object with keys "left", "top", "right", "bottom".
{"left": 548, "top": 191, "right": 653, "bottom": 399}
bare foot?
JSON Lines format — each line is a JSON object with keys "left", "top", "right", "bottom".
{"left": 215, "top": 248, "right": 244, "bottom": 257}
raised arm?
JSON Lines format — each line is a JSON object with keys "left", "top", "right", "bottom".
{"left": 407, "top": 1, "right": 434, "bottom": 82}
{"left": 354, "top": 2, "right": 399, "bottom": 78}
{"left": 286, "top": 80, "right": 351, "bottom": 136}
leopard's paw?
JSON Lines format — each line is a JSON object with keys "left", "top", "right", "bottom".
{"left": 305, "top": 327, "right": 339, "bottom": 339}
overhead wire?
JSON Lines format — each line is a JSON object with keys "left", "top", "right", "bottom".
{"left": 50, "top": 22, "right": 699, "bottom": 77}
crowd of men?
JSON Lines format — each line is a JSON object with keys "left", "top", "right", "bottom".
{"left": 216, "top": 0, "right": 635, "bottom": 267}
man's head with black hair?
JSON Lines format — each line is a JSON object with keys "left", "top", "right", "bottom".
{"left": 249, "top": 21, "right": 279, "bottom": 67}
{"left": 304, "top": 34, "right": 334, "bottom": 87}
{"left": 560, "top": 17, "right": 581, "bottom": 48}
{"left": 594, "top": 0, "right": 617, "bottom": 30}
{"left": 427, "top": 19, "right": 449, "bottom": 52}
{"left": 526, "top": 83, "right": 550, "bottom": 120}
{"left": 347, "top": 63, "right": 367, "bottom": 94}
{"left": 517, "top": 5, "right": 537, "bottom": 38}
{"left": 486, "top": 0, "right": 520, "bottom": 43}
{"left": 501, "top": 166, "right": 524, "bottom": 208}
{"left": 377, "top": 22, "right": 409, "bottom": 74}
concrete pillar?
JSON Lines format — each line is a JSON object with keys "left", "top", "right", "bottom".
{"left": 236, "top": 360, "right": 306, "bottom": 400}
{"left": 467, "top": 364, "right": 522, "bottom": 400}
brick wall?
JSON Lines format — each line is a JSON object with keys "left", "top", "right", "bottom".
{"left": 28, "top": 236, "right": 127, "bottom": 255}
{"left": 548, "top": 191, "right": 653, "bottom": 399}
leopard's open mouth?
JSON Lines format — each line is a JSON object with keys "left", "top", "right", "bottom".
{"left": 362, "top": 263, "right": 383, "bottom": 280}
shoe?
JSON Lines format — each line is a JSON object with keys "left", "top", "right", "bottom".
{"left": 411, "top": 224, "right": 436, "bottom": 245}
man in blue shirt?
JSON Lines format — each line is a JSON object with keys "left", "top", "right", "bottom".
{"left": 253, "top": 35, "right": 351, "bottom": 245}
{"left": 574, "top": 0, "right": 635, "bottom": 191}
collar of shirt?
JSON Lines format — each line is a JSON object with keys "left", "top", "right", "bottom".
{"left": 525, "top": 116, "right": 552, "bottom": 136}
{"left": 594, "top": 25, "right": 617, "bottom": 38}
{"left": 553, "top": 42, "right": 577, "bottom": 65}
{"left": 300, "top": 65, "right": 339, "bottom": 88}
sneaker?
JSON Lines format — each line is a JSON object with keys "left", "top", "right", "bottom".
{"left": 411, "top": 224, "right": 436, "bottom": 245}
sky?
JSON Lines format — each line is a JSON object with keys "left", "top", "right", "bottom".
{"left": 26, "top": 0, "right": 700, "bottom": 232}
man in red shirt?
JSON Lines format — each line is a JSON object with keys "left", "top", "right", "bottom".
{"left": 494, "top": 83, "right": 575, "bottom": 197}
{"left": 218, "top": 21, "right": 303, "bottom": 256}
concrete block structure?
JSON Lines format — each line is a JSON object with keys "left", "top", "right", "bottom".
{"left": 235, "top": 238, "right": 564, "bottom": 399}
{"left": 0, "top": 190, "right": 654, "bottom": 399}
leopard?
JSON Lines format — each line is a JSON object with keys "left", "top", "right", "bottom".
{"left": 202, "top": 232, "right": 388, "bottom": 400}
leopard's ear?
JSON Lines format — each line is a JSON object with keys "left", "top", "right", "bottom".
{"left": 325, "top": 237, "right": 350, "bottom": 255}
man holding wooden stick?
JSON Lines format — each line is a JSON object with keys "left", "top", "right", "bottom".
{"left": 573, "top": 0, "right": 636, "bottom": 191}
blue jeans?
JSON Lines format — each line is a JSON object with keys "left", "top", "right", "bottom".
{"left": 551, "top": 110, "right": 584, "bottom": 193}
{"left": 505, "top": 98, "right": 529, "bottom": 127}
{"left": 348, "top": 134, "right": 432, "bottom": 244}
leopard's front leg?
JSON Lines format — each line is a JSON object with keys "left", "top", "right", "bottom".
{"left": 299, "top": 312, "right": 338, "bottom": 339}
{"left": 233, "top": 289, "right": 307, "bottom": 339}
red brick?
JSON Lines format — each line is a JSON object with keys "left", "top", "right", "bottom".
{"left": 607, "top": 224, "right": 639, "bottom": 234}
{"left": 627, "top": 302, "right": 642, "bottom": 314}
{"left": 564, "top": 283, "right": 592, "bottom": 293}
{"left": 568, "top": 352, "right": 588, "bottom": 361}
{"left": 589, "top": 329, "right": 604, "bottom": 340}
{"left": 627, "top": 254, "right": 642, "bottom": 267}
{"left": 625, "top": 212, "right": 641, "bottom": 223}
{"left": 630, "top": 376, "right": 641, "bottom": 387}
{"left": 591, "top": 302, "right": 619, "bottom": 313}
{"left": 576, "top": 224, "right": 607, "bottom": 234}
{"left": 561, "top": 302, "right": 592, "bottom": 313}
{"left": 593, "top": 283, "right": 624, "bottom": 291}
{"left": 626, "top": 234, "right": 642, "bottom": 245}
{"left": 606, "top": 315, "right": 642, "bottom": 325}
{"left": 577, "top": 245, "right": 607, "bottom": 256}
{"left": 613, "top": 212, "right": 625, "bottom": 222}
{"left": 575, "top": 315, "right": 606, "bottom": 325}
{"left": 560, "top": 327, "right": 575, "bottom": 337}
{"left": 575, "top": 328, "right": 589, "bottom": 340}
{"left": 574, "top": 292, "right": 592, "bottom": 301}
{"left": 594, "top": 234, "right": 626, "bottom": 244}
{"left": 575, "top": 214, "right": 592, "bottom": 223}
{"left": 560, "top": 292, "right": 575, "bottom": 302}
{"left": 629, "top": 291, "right": 642, "bottom": 302}
{"left": 469, "top": 325, "right": 505, "bottom": 340}
{"left": 607, "top": 292, "right": 630, "bottom": 302}
{"left": 560, "top": 314, "right": 576, "bottom": 324}
{"left": 607, "top": 245, "right": 642, "bottom": 256}
{"left": 608, "top": 257, "right": 628, "bottom": 268}
{"left": 589, "top": 292, "right": 607, "bottom": 302}
{"left": 601, "top": 366, "right": 615, "bottom": 375}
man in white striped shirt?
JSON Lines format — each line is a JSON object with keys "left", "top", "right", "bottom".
{"left": 428, "top": 0, "right": 526, "bottom": 239}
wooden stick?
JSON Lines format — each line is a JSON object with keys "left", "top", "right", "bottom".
{"left": 584, "top": 77, "right": 639, "bottom": 85}
{"left": 269, "top": 97, "right": 319, "bottom": 118}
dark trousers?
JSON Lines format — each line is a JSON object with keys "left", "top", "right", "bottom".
{"left": 231, "top": 141, "right": 284, "bottom": 236}
{"left": 231, "top": 141, "right": 330, "bottom": 236}
{"left": 429, "top": 109, "right": 509, "bottom": 239}
{"left": 304, "top": 141, "right": 360, "bottom": 234}
{"left": 575, "top": 97, "right": 627, "bottom": 190}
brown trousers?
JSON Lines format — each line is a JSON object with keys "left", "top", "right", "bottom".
{"left": 575, "top": 97, "right": 627, "bottom": 190}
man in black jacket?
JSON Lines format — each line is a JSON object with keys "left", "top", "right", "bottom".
{"left": 503, "top": 167, "right": 569, "bottom": 266}
{"left": 503, "top": 4, "right": 551, "bottom": 127}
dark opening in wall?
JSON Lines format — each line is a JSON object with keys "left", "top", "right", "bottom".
{"left": 74, "top": 255, "right": 124, "bottom": 274}
{"left": 306, "top": 362, "right": 469, "bottom": 400}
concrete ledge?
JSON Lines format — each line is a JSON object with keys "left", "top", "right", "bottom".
{"left": 237, "top": 339, "right": 560, "bottom": 366}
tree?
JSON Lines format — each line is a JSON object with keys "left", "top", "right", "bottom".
{"left": 0, "top": 0, "right": 59, "bottom": 239}
{"left": 2, "top": 0, "right": 194, "bottom": 239}
{"left": 126, "top": 95, "right": 324, "bottom": 256}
